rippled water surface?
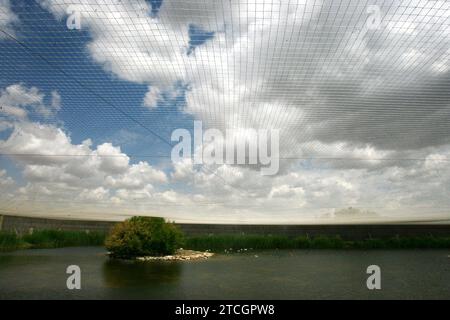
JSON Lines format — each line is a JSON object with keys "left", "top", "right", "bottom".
{"left": 1, "top": 247, "right": 449, "bottom": 299}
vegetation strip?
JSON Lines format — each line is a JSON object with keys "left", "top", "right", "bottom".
{"left": 185, "top": 234, "right": 450, "bottom": 251}
{"left": 0, "top": 230, "right": 106, "bottom": 252}
{"left": 2, "top": 230, "right": 450, "bottom": 253}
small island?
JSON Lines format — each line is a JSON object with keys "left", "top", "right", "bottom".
{"left": 105, "top": 216, "right": 213, "bottom": 261}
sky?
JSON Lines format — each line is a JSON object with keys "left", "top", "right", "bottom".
{"left": 0, "top": 0, "right": 449, "bottom": 223}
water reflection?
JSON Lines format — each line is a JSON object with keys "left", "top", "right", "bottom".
{"left": 2, "top": 248, "right": 450, "bottom": 299}
{"left": 102, "top": 259, "right": 182, "bottom": 288}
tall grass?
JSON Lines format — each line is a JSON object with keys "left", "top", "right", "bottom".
{"left": 185, "top": 234, "right": 450, "bottom": 252}
{"left": 0, "top": 232, "right": 28, "bottom": 252}
{"left": 23, "top": 230, "right": 106, "bottom": 248}
{"left": 185, "top": 234, "right": 346, "bottom": 251}
{"left": 0, "top": 230, "right": 106, "bottom": 251}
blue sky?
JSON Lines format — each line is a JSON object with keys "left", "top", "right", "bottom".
{"left": 0, "top": 0, "right": 216, "bottom": 171}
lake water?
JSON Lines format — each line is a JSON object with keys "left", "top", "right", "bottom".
{"left": 0, "top": 247, "right": 449, "bottom": 299}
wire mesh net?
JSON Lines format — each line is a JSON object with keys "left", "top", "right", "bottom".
{"left": 0, "top": 0, "right": 449, "bottom": 223}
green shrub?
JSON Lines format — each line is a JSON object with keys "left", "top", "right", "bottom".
{"left": 105, "top": 217, "right": 184, "bottom": 258}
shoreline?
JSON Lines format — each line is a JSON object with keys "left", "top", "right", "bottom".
{"left": 134, "top": 249, "right": 214, "bottom": 261}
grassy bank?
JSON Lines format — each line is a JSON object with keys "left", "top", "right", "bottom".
{"left": 2, "top": 231, "right": 450, "bottom": 252}
{"left": 185, "top": 234, "right": 450, "bottom": 252}
{"left": 0, "top": 230, "right": 106, "bottom": 252}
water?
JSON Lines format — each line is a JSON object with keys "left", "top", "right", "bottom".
{"left": 1, "top": 247, "right": 449, "bottom": 299}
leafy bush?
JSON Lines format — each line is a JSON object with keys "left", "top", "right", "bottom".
{"left": 105, "top": 217, "right": 184, "bottom": 258}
